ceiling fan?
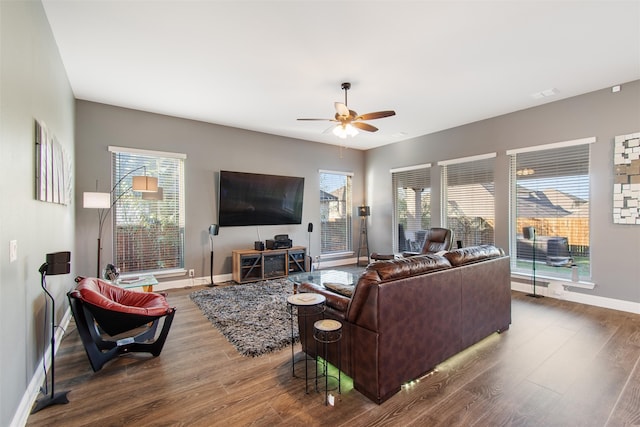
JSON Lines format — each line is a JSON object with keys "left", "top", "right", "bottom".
{"left": 297, "top": 82, "right": 396, "bottom": 138}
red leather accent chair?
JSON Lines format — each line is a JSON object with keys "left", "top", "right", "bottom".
{"left": 68, "top": 278, "right": 176, "bottom": 372}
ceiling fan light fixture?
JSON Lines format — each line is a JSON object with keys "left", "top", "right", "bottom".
{"left": 333, "top": 123, "right": 358, "bottom": 139}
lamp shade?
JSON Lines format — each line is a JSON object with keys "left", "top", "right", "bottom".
{"left": 142, "top": 187, "right": 163, "bottom": 200}
{"left": 83, "top": 192, "right": 111, "bottom": 209}
{"left": 132, "top": 176, "right": 158, "bottom": 192}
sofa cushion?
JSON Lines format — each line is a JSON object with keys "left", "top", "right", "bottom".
{"left": 444, "top": 244, "right": 503, "bottom": 266}
{"left": 368, "top": 253, "right": 452, "bottom": 281}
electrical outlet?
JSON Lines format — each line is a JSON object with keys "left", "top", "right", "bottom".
{"left": 188, "top": 269, "right": 195, "bottom": 277}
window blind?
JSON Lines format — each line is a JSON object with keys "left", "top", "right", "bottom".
{"left": 441, "top": 155, "right": 495, "bottom": 247}
{"left": 111, "top": 150, "right": 185, "bottom": 273}
{"left": 319, "top": 171, "right": 352, "bottom": 255}
{"left": 511, "top": 142, "right": 591, "bottom": 280}
{"left": 391, "top": 165, "right": 431, "bottom": 252}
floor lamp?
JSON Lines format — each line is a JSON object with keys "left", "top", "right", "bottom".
{"left": 208, "top": 224, "right": 219, "bottom": 286}
{"left": 307, "top": 222, "right": 313, "bottom": 272}
{"left": 357, "top": 206, "right": 370, "bottom": 267}
{"left": 83, "top": 166, "right": 160, "bottom": 277}
{"left": 523, "top": 226, "right": 542, "bottom": 298}
{"left": 32, "top": 252, "right": 71, "bottom": 414}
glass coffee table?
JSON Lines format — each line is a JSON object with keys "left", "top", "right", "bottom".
{"left": 287, "top": 270, "right": 358, "bottom": 293}
{"left": 113, "top": 274, "right": 158, "bottom": 292}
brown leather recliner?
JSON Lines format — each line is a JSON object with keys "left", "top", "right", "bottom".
{"left": 371, "top": 227, "right": 454, "bottom": 261}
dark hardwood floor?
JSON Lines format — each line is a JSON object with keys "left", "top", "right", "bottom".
{"left": 27, "top": 277, "right": 640, "bottom": 426}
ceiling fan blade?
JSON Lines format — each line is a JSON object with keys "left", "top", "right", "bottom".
{"left": 352, "top": 122, "right": 378, "bottom": 132}
{"left": 356, "top": 110, "right": 396, "bottom": 121}
{"left": 334, "top": 102, "right": 350, "bottom": 117}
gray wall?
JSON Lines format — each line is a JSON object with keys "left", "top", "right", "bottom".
{"left": 366, "top": 80, "right": 640, "bottom": 303}
{"left": 75, "top": 101, "right": 366, "bottom": 279}
{"left": 0, "top": 2, "right": 75, "bottom": 425}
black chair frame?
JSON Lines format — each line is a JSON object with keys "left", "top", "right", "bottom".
{"left": 68, "top": 292, "right": 176, "bottom": 372}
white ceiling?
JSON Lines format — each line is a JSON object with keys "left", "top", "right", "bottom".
{"left": 42, "top": 1, "right": 640, "bottom": 150}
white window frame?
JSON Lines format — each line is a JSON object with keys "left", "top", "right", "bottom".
{"left": 319, "top": 169, "right": 353, "bottom": 257}
{"left": 109, "top": 146, "right": 186, "bottom": 275}
{"left": 507, "top": 137, "right": 594, "bottom": 282}
{"left": 438, "top": 153, "right": 496, "bottom": 247}
{"left": 390, "top": 163, "right": 432, "bottom": 253}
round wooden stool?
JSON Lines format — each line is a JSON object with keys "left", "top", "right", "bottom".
{"left": 313, "top": 318, "right": 342, "bottom": 405}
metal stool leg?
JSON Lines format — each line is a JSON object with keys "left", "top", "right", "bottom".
{"left": 290, "top": 305, "right": 295, "bottom": 377}
{"left": 324, "top": 337, "right": 329, "bottom": 404}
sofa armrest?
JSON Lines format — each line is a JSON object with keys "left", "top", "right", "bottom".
{"left": 401, "top": 251, "right": 420, "bottom": 257}
{"left": 298, "top": 282, "right": 350, "bottom": 313}
{"left": 371, "top": 252, "right": 395, "bottom": 261}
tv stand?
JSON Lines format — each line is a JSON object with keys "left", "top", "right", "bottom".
{"left": 232, "top": 246, "right": 307, "bottom": 283}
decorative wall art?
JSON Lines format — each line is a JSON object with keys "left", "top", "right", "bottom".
{"left": 35, "top": 119, "right": 71, "bottom": 205}
{"left": 613, "top": 131, "right": 640, "bottom": 225}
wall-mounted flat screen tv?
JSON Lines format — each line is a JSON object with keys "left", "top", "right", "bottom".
{"left": 218, "top": 170, "right": 304, "bottom": 226}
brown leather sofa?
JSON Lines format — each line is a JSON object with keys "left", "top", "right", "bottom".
{"left": 298, "top": 244, "right": 511, "bottom": 404}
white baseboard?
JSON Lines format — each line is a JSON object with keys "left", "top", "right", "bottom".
{"left": 511, "top": 281, "right": 640, "bottom": 314}
{"left": 314, "top": 257, "right": 358, "bottom": 270}
{"left": 12, "top": 308, "right": 72, "bottom": 427}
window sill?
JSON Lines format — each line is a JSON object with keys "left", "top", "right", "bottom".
{"left": 320, "top": 252, "right": 355, "bottom": 260}
{"left": 121, "top": 268, "right": 187, "bottom": 280}
{"left": 548, "top": 279, "right": 596, "bottom": 290}
{"left": 511, "top": 273, "right": 596, "bottom": 290}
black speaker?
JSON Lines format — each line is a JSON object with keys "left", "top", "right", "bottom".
{"left": 209, "top": 224, "right": 219, "bottom": 236}
{"left": 46, "top": 251, "right": 70, "bottom": 264}
{"left": 307, "top": 222, "right": 313, "bottom": 233}
{"left": 456, "top": 240, "right": 463, "bottom": 249}
{"left": 358, "top": 206, "right": 371, "bottom": 217}
{"left": 254, "top": 241, "right": 265, "bottom": 251}
{"left": 45, "top": 263, "right": 70, "bottom": 276}
{"left": 523, "top": 226, "right": 535, "bottom": 240}
{"left": 43, "top": 251, "right": 71, "bottom": 275}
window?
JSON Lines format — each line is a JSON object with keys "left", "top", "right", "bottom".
{"left": 110, "top": 146, "right": 186, "bottom": 274}
{"left": 391, "top": 164, "right": 432, "bottom": 252}
{"left": 319, "top": 170, "right": 352, "bottom": 255}
{"left": 440, "top": 154, "right": 496, "bottom": 247}
{"left": 508, "top": 138, "right": 593, "bottom": 281}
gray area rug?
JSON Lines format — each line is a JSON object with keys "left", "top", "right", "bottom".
{"left": 190, "top": 279, "right": 296, "bottom": 357}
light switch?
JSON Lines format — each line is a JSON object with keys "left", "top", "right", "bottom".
{"left": 9, "top": 240, "right": 17, "bottom": 263}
